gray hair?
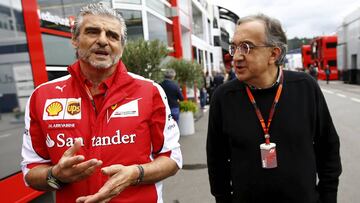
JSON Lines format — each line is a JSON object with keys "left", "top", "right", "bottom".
{"left": 72, "top": 3, "right": 127, "bottom": 46}
{"left": 164, "top": 69, "right": 176, "bottom": 79}
{"left": 237, "top": 13, "right": 287, "bottom": 66}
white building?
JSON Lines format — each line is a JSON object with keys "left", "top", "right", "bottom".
{"left": 337, "top": 7, "right": 360, "bottom": 84}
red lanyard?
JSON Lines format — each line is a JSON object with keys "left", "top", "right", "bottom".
{"left": 245, "top": 70, "right": 283, "bottom": 144}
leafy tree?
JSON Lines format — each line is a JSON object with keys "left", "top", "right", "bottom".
{"left": 122, "top": 39, "right": 169, "bottom": 81}
{"left": 287, "top": 37, "right": 312, "bottom": 51}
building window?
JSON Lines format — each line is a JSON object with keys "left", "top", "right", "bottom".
{"left": 214, "top": 36, "right": 220, "bottom": 46}
{"left": 146, "top": 0, "right": 170, "bottom": 17}
{"left": 37, "top": 0, "right": 111, "bottom": 32}
{"left": 41, "top": 34, "right": 75, "bottom": 66}
{"left": 0, "top": 0, "right": 34, "bottom": 179}
{"left": 147, "top": 12, "right": 173, "bottom": 48}
{"left": 118, "top": 9, "right": 143, "bottom": 41}
{"left": 179, "top": 0, "right": 190, "bottom": 12}
{"left": 192, "top": 3, "right": 203, "bottom": 39}
{"left": 207, "top": 19, "right": 212, "bottom": 45}
{"left": 198, "top": 49, "right": 203, "bottom": 66}
{"left": 192, "top": 46, "right": 197, "bottom": 60}
{"left": 213, "top": 18, "right": 218, "bottom": 28}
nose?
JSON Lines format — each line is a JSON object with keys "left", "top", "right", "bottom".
{"left": 232, "top": 51, "right": 245, "bottom": 62}
{"left": 96, "top": 31, "right": 108, "bottom": 47}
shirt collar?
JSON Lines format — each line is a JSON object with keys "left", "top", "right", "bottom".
{"left": 75, "top": 65, "right": 117, "bottom": 93}
{"left": 248, "top": 66, "right": 281, "bottom": 90}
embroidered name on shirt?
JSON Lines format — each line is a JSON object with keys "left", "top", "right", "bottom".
{"left": 48, "top": 123, "right": 76, "bottom": 129}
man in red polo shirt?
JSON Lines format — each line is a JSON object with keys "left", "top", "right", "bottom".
{"left": 21, "top": 3, "right": 182, "bottom": 203}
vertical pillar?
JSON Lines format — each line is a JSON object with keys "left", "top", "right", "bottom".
{"left": 171, "top": 0, "right": 183, "bottom": 59}
{"left": 22, "top": 0, "right": 48, "bottom": 87}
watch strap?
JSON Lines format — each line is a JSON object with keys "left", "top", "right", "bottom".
{"left": 46, "top": 166, "right": 66, "bottom": 190}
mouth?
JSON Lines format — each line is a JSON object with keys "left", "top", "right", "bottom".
{"left": 234, "top": 64, "right": 246, "bottom": 70}
{"left": 94, "top": 50, "right": 109, "bottom": 56}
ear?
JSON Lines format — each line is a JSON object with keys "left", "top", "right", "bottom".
{"left": 71, "top": 37, "right": 79, "bottom": 49}
{"left": 268, "top": 47, "right": 281, "bottom": 65}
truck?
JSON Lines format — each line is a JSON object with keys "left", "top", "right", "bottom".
{"left": 301, "top": 45, "right": 312, "bottom": 70}
{"left": 310, "top": 35, "right": 338, "bottom": 80}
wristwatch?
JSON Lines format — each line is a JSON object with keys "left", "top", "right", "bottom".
{"left": 46, "top": 166, "right": 66, "bottom": 190}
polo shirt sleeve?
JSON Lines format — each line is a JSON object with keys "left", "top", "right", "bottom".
{"left": 21, "top": 90, "right": 51, "bottom": 181}
{"left": 149, "top": 83, "right": 182, "bottom": 169}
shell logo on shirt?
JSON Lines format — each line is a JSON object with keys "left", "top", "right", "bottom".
{"left": 46, "top": 101, "right": 63, "bottom": 116}
{"left": 43, "top": 98, "right": 81, "bottom": 120}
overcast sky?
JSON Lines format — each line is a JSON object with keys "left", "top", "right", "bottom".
{"left": 211, "top": 0, "right": 360, "bottom": 39}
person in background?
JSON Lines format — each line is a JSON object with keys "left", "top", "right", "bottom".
{"left": 325, "top": 64, "right": 331, "bottom": 84}
{"left": 224, "top": 53, "right": 236, "bottom": 82}
{"left": 311, "top": 63, "right": 319, "bottom": 81}
{"left": 212, "top": 71, "right": 224, "bottom": 88}
{"left": 160, "top": 69, "right": 184, "bottom": 122}
{"left": 207, "top": 13, "right": 341, "bottom": 203}
{"left": 204, "top": 71, "right": 213, "bottom": 105}
{"left": 21, "top": 3, "right": 182, "bottom": 203}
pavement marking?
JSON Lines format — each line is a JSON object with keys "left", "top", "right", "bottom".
{"left": 351, "top": 98, "right": 360, "bottom": 103}
{"left": 336, "top": 93, "right": 346, "bottom": 98}
{"left": 321, "top": 89, "right": 334, "bottom": 94}
{"left": 0, "top": 133, "right": 11, "bottom": 138}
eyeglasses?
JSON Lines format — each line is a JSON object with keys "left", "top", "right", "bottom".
{"left": 229, "top": 42, "right": 274, "bottom": 56}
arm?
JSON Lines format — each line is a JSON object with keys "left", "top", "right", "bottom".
{"left": 76, "top": 83, "right": 182, "bottom": 203}
{"left": 21, "top": 94, "right": 102, "bottom": 191}
{"left": 206, "top": 88, "right": 232, "bottom": 202}
{"left": 314, "top": 85, "right": 342, "bottom": 203}
{"left": 25, "top": 140, "right": 103, "bottom": 191}
{"left": 177, "top": 84, "right": 184, "bottom": 101}
{"left": 76, "top": 157, "right": 178, "bottom": 203}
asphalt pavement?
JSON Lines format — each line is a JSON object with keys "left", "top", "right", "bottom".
{"left": 163, "top": 106, "right": 215, "bottom": 203}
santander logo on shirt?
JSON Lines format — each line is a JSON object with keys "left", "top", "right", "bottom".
{"left": 46, "top": 130, "right": 136, "bottom": 148}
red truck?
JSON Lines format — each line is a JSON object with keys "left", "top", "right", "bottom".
{"left": 301, "top": 45, "right": 312, "bottom": 71}
{"left": 310, "top": 35, "right": 338, "bottom": 80}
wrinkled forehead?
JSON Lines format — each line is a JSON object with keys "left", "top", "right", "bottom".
{"left": 80, "top": 14, "right": 122, "bottom": 34}
{"left": 232, "top": 20, "right": 266, "bottom": 45}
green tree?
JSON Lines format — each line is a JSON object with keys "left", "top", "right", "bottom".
{"left": 122, "top": 39, "right": 169, "bottom": 81}
{"left": 287, "top": 37, "right": 312, "bottom": 51}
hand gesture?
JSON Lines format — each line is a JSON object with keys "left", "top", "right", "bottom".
{"left": 75, "top": 164, "right": 139, "bottom": 203}
{"left": 52, "top": 139, "right": 103, "bottom": 183}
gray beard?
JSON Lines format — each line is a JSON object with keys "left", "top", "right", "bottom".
{"left": 77, "top": 49, "right": 121, "bottom": 69}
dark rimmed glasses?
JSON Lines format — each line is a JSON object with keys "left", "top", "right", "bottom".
{"left": 229, "top": 42, "right": 274, "bottom": 56}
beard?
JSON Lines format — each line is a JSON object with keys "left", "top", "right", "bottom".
{"left": 77, "top": 47, "right": 121, "bottom": 69}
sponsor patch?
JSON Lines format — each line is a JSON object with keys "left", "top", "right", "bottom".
{"left": 46, "top": 101, "right": 63, "bottom": 116}
{"left": 43, "top": 98, "right": 81, "bottom": 120}
{"left": 107, "top": 98, "right": 141, "bottom": 122}
{"left": 67, "top": 101, "right": 80, "bottom": 115}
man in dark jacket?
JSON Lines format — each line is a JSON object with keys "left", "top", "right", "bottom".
{"left": 207, "top": 13, "right": 341, "bottom": 203}
{"left": 160, "top": 69, "right": 184, "bottom": 122}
